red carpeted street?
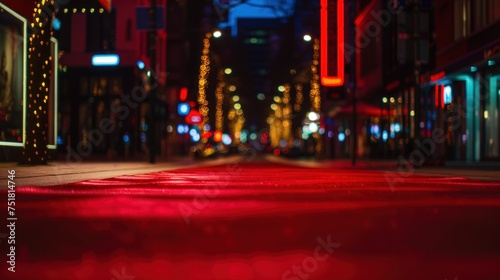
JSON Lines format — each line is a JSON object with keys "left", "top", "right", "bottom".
{"left": 1, "top": 156, "right": 500, "bottom": 280}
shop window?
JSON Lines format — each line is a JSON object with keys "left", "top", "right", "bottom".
{"left": 482, "top": 75, "right": 499, "bottom": 159}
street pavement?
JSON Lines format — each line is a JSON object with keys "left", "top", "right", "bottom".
{"left": 0, "top": 155, "right": 499, "bottom": 279}
{"left": 1, "top": 154, "right": 499, "bottom": 188}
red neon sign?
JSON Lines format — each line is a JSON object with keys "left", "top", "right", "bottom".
{"left": 430, "top": 71, "right": 446, "bottom": 82}
{"left": 320, "top": 0, "right": 344, "bottom": 87}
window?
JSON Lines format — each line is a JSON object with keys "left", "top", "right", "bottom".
{"left": 86, "top": 9, "right": 116, "bottom": 52}
{"left": 488, "top": 0, "right": 500, "bottom": 23}
{"left": 472, "top": 0, "right": 487, "bottom": 32}
{"left": 472, "top": 0, "right": 500, "bottom": 32}
{"left": 455, "top": 0, "right": 500, "bottom": 40}
{"left": 454, "top": 0, "right": 471, "bottom": 40}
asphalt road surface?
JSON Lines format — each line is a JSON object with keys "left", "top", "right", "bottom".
{"left": 1, "top": 156, "right": 500, "bottom": 280}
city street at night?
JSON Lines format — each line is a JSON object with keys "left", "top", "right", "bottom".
{"left": 1, "top": 155, "right": 500, "bottom": 279}
{"left": 1, "top": 0, "right": 500, "bottom": 279}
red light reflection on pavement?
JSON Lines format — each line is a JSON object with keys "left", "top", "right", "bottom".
{"left": 1, "top": 162, "right": 500, "bottom": 279}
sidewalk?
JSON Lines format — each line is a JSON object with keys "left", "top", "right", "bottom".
{"left": 0, "top": 155, "right": 243, "bottom": 188}
{"left": 265, "top": 155, "right": 500, "bottom": 181}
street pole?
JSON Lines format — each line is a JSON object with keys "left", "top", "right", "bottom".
{"left": 350, "top": 0, "right": 357, "bottom": 167}
{"left": 148, "top": 0, "right": 157, "bottom": 163}
{"left": 412, "top": 0, "right": 421, "bottom": 165}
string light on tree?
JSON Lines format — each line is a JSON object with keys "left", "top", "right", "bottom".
{"left": 197, "top": 32, "right": 211, "bottom": 131}
{"left": 215, "top": 69, "right": 225, "bottom": 132}
{"left": 294, "top": 83, "right": 303, "bottom": 112}
{"left": 228, "top": 94, "right": 245, "bottom": 145}
{"left": 282, "top": 83, "right": 292, "bottom": 142}
{"left": 21, "top": 0, "right": 56, "bottom": 164}
{"left": 310, "top": 38, "right": 321, "bottom": 113}
{"left": 309, "top": 38, "right": 323, "bottom": 157}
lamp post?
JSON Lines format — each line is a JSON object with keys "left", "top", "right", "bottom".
{"left": 148, "top": 0, "right": 157, "bottom": 163}
{"left": 412, "top": 0, "right": 421, "bottom": 143}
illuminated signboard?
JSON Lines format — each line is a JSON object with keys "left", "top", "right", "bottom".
{"left": 443, "top": 85, "right": 452, "bottom": 105}
{"left": 320, "top": 0, "right": 344, "bottom": 87}
{"left": 92, "top": 54, "right": 120, "bottom": 66}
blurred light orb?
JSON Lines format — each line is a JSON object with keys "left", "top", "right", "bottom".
{"left": 307, "top": 112, "right": 320, "bottom": 121}
{"left": 213, "top": 30, "right": 222, "bottom": 38}
{"left": 303, "top": 34, "right": 312, "bottom": 42}
{"left": 338, "top": 132, "right": 345, "bottom": 142}
{"left": 257, "top": 93, "right": 265, "bottom": 100}
{"left": 303, "top": 125, "right": 311, "bottom": 134}
{"left": 137, "top": 60, "right": 145, "bottom": 69}
{"left": 224, "top": 68, "right": 232, "bottom": 74}
{"left": 222, "top": 134, "right": 232, "bottom": 145}
{"left": 279, "top": 139, "right": 287, "bottom": 148}
{"left": 189, "top": 128, "right": 198, "bottom": 136}
{"left": 308, "top": 122, "right": 319, "bottom": 133}
{"left": 52, "top": 18, "right": 61, "bottom": 30}
{"left": 382, "top": 130, "right": 389, "bottom": 142}
{"left": 294, "top": 139, "right": 301, "bottom": 147}
{"left": 177, "top": 124, "right": 189, "bottom": 134}
{"left": 192, "top": 134, "right": 200, "bottom": 142}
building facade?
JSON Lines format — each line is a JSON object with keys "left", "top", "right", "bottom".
{"left": 423, "top": 0, "right": 500, "bottom": 162}
{"left": 56, "top": 0, "right": 171, "bottom": 161}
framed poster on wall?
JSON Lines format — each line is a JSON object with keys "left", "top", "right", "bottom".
{"left": 0, "top": 3, "right": 27, "bottom": 147}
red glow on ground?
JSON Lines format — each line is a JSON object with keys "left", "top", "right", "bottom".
{"left": 2, "top": 161, "right": 500, "bottom": 279}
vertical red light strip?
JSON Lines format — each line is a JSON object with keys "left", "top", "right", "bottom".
{"left": 180, "top": 87, "right": 188, "bottom": 101}
{"left": 320, "top": 0, "right": 344, "bottom": 87}
{"left": 434, "top": 84, "right": 439, "bottom": 109}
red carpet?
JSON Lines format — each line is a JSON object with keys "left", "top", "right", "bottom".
{"left": 1, "top": 160, "right": 500, "bottom": 279}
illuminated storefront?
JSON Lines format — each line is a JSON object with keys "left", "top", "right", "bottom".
{"left": 426, "top": 52, "right": 499, "bottom": 161}
{"left": 0, "top": 3, "right": 58, "bottom": 161}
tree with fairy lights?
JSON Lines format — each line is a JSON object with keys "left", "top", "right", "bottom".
{"left": 19, "top": 0, "right": 63, "bottom": 164}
